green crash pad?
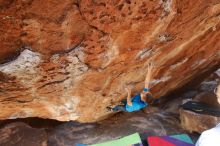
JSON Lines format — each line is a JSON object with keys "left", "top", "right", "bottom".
{"left": 90, "top": 133, "right": 141, "bottom": 146}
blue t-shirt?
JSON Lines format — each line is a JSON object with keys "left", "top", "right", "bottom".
{"left": 125, "top": 94, "right": 148, "bottom": 112}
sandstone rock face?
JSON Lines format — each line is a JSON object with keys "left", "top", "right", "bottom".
{"left": 0, "top": 111, "right": 197, "bottom": 146}
{"left": 0, "top": 122, "right": 47, "bottom": 146}
{"left": 0, "top": 0, "right": 220, "bottom": 122}
{"left": 48, "top": 111, "right": 187, "bottom": 145}
{"left": 180, "top": 108, "right": 220, "bottom": 133}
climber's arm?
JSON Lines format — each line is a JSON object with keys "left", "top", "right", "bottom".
{"left": 215, "top": 85, "right": 220, "bottom": 104}
{"left": 125, "top": 87, "right": 132, "bottom": 106}
{"left": 144, "top": 62, "right": 154, "bottom": 89}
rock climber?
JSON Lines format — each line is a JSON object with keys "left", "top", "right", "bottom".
{"left": 107, "top": 62, "right": 155, "bottom": 112}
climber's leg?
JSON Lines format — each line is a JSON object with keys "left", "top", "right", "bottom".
{"left": 120, "top": 99, "right": 127, "bottom": 105}
{"left": 107, "top": 105, "right": 127, "bottom": 112}
{"left": 113, "top": 105, "right": 127, "bottom": 112}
